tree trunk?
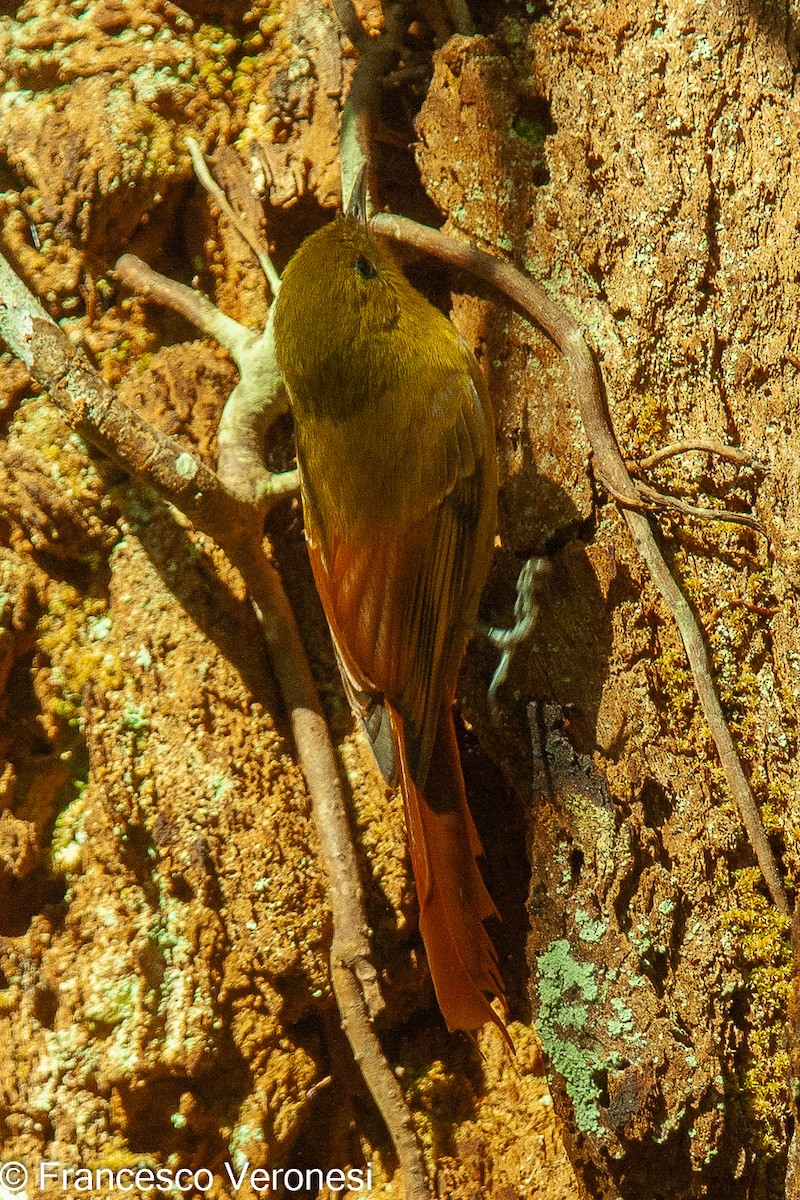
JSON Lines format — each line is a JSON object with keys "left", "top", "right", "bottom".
{"left": 0, "top": 2, "right": 796, "bottom": 1198}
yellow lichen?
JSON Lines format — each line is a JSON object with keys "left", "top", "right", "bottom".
{"left": 722, "top": 867, "right": 791, "bottom": 1157}
{"left": 653, "top": 641, "right": 697, "bottom": 752}
{"left": 38, "top": 586, "right": 124, "bottom": 726}
{"left": 628, "top": 392, "right": 669, "bottom": 454}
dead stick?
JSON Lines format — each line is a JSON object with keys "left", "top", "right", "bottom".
{"left": 602, "top": 474, "right": 765, "bottom": 535}
{"left": 338, "top": 2, "right": 406, "bottom": 210}
{"left": 633, "top": 440, "right": 754, "bottom": 471}
{"left": 115, "top": 252, "right": 297, "bottom": 508}
{"left": 185, "top": 138, "right": 281, "bottom": 296}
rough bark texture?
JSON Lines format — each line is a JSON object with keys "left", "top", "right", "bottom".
{"left": 413, "top": 9, "right": 799, "bottom": 1198}
{"left": 1, "top": 1, "right": 798, "bottom": 1198}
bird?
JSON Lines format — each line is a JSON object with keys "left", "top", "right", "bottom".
{"left": 272, "top": 177, "right": 508, "bottom": 1044}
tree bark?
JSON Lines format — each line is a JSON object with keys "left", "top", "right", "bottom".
{"left": 0, "top": 2, "right": 797, "bottom": 1198}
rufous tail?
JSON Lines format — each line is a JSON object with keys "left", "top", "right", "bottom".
{"left": 390, "top": 704, "right": 511, "bottom": 1048}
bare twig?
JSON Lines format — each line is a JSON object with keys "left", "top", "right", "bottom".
{"left": 707, "top": 599, "right": 779, "bottom": 626}
{"left": 115, "top": 252, "right": 297, "bottom": 508}
{"left": 115, "top": 252, "right": 247, "bottom": 354}
{"left": 0, "top": 247, "right": 430, "bottom": 1198}
{"left": 602, "top": 474, "right": 765, "bottom": 535}
{"left": 371, "top": 211, "right": 790, "bottom": 918}
{"left": 186, "top": 137, "right": 281, "bottom": 296}
{"left": 0, "top": 252, "right": 246, "bottom": 543}
{"left": 632, "top": 439, "right": 753, "bottom": 471}
{"left": 622, "top": 439, "right": 764, "bottom": 530}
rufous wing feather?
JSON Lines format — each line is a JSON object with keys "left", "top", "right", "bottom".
{"left": 390, "top": 704, "right": 511, "bottom": 1047}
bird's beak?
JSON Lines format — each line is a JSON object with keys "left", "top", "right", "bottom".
{"left": 345, "top": 163, "right": 370, "bottom": 224}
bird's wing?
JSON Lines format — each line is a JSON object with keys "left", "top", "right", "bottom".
{"left": 303, "top": 353, "right": 496, "bottom": 787}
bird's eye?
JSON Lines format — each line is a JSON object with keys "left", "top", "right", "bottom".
{"left": 354, "top": 256, "right": 377, "bottom": 280}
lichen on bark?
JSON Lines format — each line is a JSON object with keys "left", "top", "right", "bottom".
{"left": 1, "top": 1, "right": 798, "bottom": 1198}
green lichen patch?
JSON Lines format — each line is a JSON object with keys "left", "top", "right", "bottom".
{"left": 536, "top": 939, "right": 605, "bottom": 1138}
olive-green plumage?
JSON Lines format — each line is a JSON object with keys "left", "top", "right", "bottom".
{"left": 273, "top": 215, "right": 508, "bottom": 1042}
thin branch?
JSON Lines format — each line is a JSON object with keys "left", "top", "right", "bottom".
{"left": 186, "top": 137, "right": 281, "bottom": 297}
{"left": 0, "top": 248, "right": 430, "bottom": 1197}
{"left": 623, "top": 439, "right": 764, "bottom": 530}
{"left": 115, "top": 253, "right": 297, "bottom": 508}
{"left": 0, "top": 252, "right": 247, "bottom": 545}
{"left": 371, "top": 212, "right": 790, "bottom": 918}
{"left": 331, "top": 964, "right": 429, "bottom": 1197}
{"left": 631, "top": 439, "right": 754, "bottom": 471}
{"left": 601, "top": 474, "right": 765, "bottom": 535}
{"left": 707, "top": 598, "right": 779, "bottom": 624}
{"left": 115, "top": 252, "right": 248, "bottom": 356}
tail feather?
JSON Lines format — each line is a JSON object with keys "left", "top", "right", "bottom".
{"left": 389, "top": 704, "right": 511, "bottom": 1047}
